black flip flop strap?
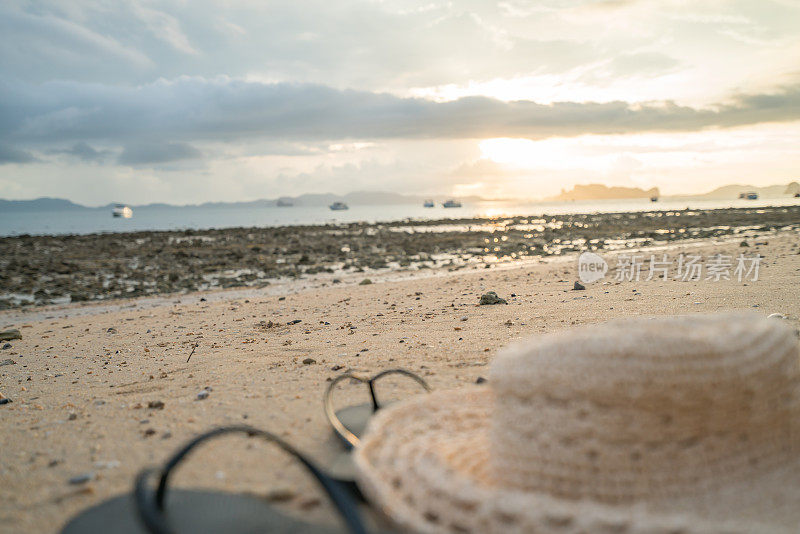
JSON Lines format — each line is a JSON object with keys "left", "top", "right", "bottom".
{"left": 134, "top": 425, "right": 367, "bottom": 534}
{"left": 324, "top": 369, "right": 430, "bottom": 449}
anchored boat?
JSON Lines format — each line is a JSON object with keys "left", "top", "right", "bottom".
{"left": 112, "top": 204, "right": 133, "bottom": 218}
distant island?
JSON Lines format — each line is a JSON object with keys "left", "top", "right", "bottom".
{"left": 2, "top": 181, "right": 799, "bottom": 211}
{"left": 0, "top": 191, "right": 485, "bottom": 211}
{"left": 695, "top": 182, "right": 800, "bottom": 199}
{"left": 551, "top": 184, "right": 660, "bottom": 201}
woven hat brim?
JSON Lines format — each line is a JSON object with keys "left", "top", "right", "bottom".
{"left": 353, "top": 387, "right": 800, "bottom": 534}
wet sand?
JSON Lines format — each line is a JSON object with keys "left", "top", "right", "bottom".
{"left": 1, "top": 229, "right": 799, "bottom": 534}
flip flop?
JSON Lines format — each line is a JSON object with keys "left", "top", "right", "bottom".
{"left": 323, "top": 369, "right": 430, "bottom": 490}
{"left": 61, "top": 425, "right": 370, "bottom": 534}
{"left": 324, "top": 369, "right": 431, "bottom": 450}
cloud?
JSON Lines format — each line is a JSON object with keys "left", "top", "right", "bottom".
{"left": 59, "top": 142, "right": 110, "bottom": 162}
{"left": 0, "top": 145, "right": 37, "bottom": 164}
{"left": 1, "top": 77, "right": 800, "bottom": 155}
{"left": 118, "top": 142, "right": 203, "bottom": 166}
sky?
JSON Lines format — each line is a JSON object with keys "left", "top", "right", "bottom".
{"left": 1, "top": 0, "right": 799, "bottom": 205}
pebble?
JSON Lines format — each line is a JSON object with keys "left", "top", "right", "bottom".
{"left": 106, "top": 327, "right": 118, "bottom": 334}
{"left": 68, "top": 473, "right": 95, "bottom": 485}
{"left": 265, "top": 488, "right": 296, "bottom": 502}
{"left": 147, "top": 400, "right": 165, "bottom": 410}
{"left": 476, "top": 377, "right": 487, "bottom": 384}
{"left": 196, "top": 389, "right": 210, "bottom": 400}
{"left": 359, "top": 279, "right": 373, "bottom": 285}
{"left": 573, "top": 281, "right": 586, "bottom": 290}
{"left": 287, "top": 319, "right": 302, "bottom": 325}
{"left": 0, "top": 398, "right": 11, "bottom": 405}
{"left": 331, "top": 365, "right": 343, "bottom": 371}
{"left": 0, "top": 359, "right": 16, "bottom": 367}
{"left": 1, "top": 343, "right": 11, "bottom": 350}
{"left": 479, "top": 291, "right": 507, "bottom": 305}
{"left": 0, "top": 329, "right": 21, "bottom": 341}
{"left": 302, "top": 357, "right": 317, "bottom": 365}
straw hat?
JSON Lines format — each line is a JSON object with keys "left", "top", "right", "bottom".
{"left": 354, "top": 313, "right": 800, "bottom": 533}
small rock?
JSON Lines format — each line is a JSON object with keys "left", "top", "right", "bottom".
{"left": 147, "top": 400, "right": 165, "bottom": 410}
{"left": 265, "top": 488, "right": 296, "bottom": 502}
{"left": 0, "top": 329, "right": 21, "bottom": 341}
{"left": 68, "top": 413, "right": 78, "bottom": 421}
{"left": 0, "top": 359, "right": 16, "bottom": 366}
{"left": 196, "top": 389, "right": 210, "bottom": 400}
{"left": 0, "top": 398, "right": 11, "bottom": 405}
{"left": 106, "top": 327, "right": 117, "bottom": 334}
{"left": 740, "top": 241, "right": 749, "bottom": 247}
{"left": 200, "top": 297, "right": 207, "bottom": 302}
{"left": 1, "top": 343, "right": 11, "bottom": 350}
{"left": 143, "top": 428, "right": 157, "bottom": 437}
{"left": 476, "top": 377, "right": 487, "bottom": 384}
{"left": 479, "top": 291, "right": 507, "bottom": 305}
{"left": 573, "top": 281, "right": 586, "bottom": 290}
{"left": 302, "top": 357, "right": 316, "bottom": 365}
{"left": 359, "top": 278, "right": 373, "bottom": 285}
{"left": 331, "top": 365, "right": 343, "bottom": 371}
{"left": 287, "top": 319, "right": 302, "bottom": 325}
{"left": 68, "top": 473, "right": 95, "bottom": 485}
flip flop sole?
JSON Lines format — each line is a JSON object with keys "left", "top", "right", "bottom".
{"left": 61, "top": 489, "right": 345, "bottom": 534}
{"left": 334, "top": 403, "right": 374, "bottom": 442}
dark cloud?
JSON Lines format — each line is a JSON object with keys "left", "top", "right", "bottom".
{"left": 1, "top": 77, "right": 799, "bottom": 157}
{"left": 60, "top": 142, "right": 110, "bottom": 162}
{"left": 117, "top": 142, "right": 202, "bottom": 166}
{"left": 0, "top": 144, "right": 37, "bottom": 164}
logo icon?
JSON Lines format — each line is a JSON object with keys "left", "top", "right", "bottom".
{"left": 578, "top": 252, "right": 608, "bottom": 284}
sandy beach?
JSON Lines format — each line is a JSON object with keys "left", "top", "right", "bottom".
{"left": 1, "top": 229, "right": 799, "bottom": 534}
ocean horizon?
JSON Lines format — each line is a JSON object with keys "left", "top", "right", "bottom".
{"left": 2, "top": 196, "right": 800, "bottom": 237}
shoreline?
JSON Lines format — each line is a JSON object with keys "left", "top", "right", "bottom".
{"left": 1, "top": 226, "right": 792, "bottom": 325}
{"left": 2, "top": 205, "right": 799, "bottom": 311}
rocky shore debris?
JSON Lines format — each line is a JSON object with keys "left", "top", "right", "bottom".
{"left": 573, "top": 281, "right": 586, "bottom": 290}
{"left": 0, "top": 329, "right": 21, "bottom": 341}
{"left": 479, "top": 291, "right": 507, "bottom": 305}
{"left": 2, "top": 206, "right": 799, "bottom": 308}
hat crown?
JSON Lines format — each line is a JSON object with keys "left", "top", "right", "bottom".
{"left": 489, "top": 313, "right": 800, "bottom": 504}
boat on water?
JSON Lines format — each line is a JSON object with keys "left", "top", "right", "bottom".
{"left": 423, "top": 199, "right": 435, "bottom": 208}
{"left": 745, "top": 192, "right": 758, "bottom": 200}
{"left": 276, "top": 198, "right": 294, "bottom": 207}
{"left": 329, "top": 201, "right": 349, "bottom": 211}
{"left": 442, "top": 199, "right": 462, "bottom": 208}
{"left": 650, "top": 196, "right": 659, "bottom": 202}
{"left": 112, "top": 204, "right": 133, "bottom": 218}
